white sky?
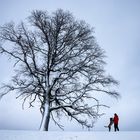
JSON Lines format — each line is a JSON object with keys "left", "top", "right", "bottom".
{"left": 0, "top": 0, "right": 140, "bottom": 131}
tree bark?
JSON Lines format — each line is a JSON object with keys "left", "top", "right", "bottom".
{"left": 40, "top": 103, "right": 50, "bottom": 131}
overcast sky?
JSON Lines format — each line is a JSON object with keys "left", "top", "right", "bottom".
{"left": 0, "top": 0, "right": 140, "bottom": 131}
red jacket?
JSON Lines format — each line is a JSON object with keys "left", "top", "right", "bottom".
{"left": 114, "top": 114, "right": 119, "bottom": 124}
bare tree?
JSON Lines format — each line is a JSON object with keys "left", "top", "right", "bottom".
{"left": 0, "top": 9, "right": 119, "bottom": 131}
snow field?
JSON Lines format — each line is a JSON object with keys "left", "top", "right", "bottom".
{"left": 0, "top": 131, "right": 140, "bottom": 140}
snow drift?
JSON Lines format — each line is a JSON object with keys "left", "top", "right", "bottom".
{"left": 0, "top": 130, "right": 139, "bottom": 140}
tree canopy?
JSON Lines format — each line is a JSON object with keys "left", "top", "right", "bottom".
{"left": 0, "top": 9, "right": 119, "bottom": 131}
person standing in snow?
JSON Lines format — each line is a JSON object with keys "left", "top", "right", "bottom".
{"left": 113, "top": 113, "right": 119, "bottom": 131}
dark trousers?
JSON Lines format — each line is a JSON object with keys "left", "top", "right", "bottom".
{"left": 114, "top": 124, "right": 119, "bottom": 131}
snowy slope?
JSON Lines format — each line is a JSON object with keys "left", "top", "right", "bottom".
{"left": 0, "top": 131, "right": 140, "bottom": 140}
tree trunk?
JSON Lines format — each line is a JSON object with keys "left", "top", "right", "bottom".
{"left": 40, "top": 103, "right": 50, "bottom": 131}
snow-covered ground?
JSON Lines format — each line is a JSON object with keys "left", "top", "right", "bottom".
{"left": 0, "top": 131, "right": 139, "bottom": 140}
